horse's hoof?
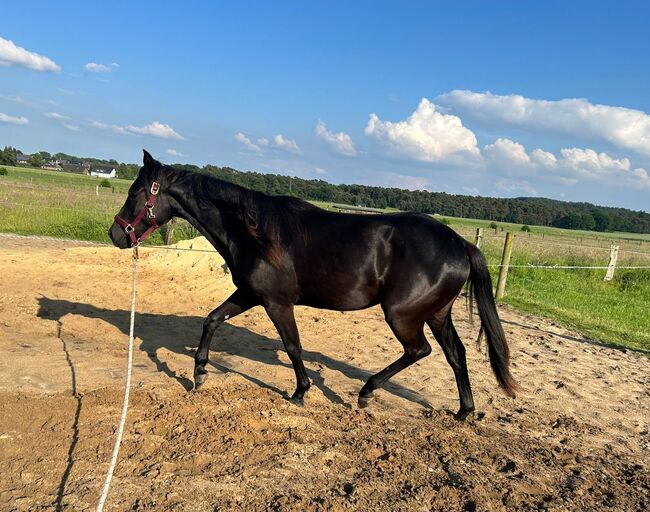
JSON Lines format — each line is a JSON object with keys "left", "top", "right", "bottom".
{"left": 453, "top": 408, "right": 475, "bottom": 421}
{"left": 358, "top": 394, "right": 374, "bottom": 409}
{"left": 288, "top": 396, "right": 304, "bottom": 407}
{"left": 194, "top": 373, "right": 207, "bottom": 390}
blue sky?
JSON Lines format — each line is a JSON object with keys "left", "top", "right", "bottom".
{"left": 1, "top": 1, "right": 649, "bottom": 211}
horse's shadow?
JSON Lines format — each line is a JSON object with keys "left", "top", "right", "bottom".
{"left": 36, "top": 296, "right": 431, "bottom": 409}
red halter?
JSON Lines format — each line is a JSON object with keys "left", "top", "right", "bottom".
{"left": 114, "top": 181, "right": 161, "bottom": 247}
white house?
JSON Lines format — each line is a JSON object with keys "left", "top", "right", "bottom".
{"left": 90, "top": 167, "right": 117, "bottom": 179}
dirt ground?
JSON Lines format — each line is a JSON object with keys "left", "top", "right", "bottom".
{"left": 0, "top": 235, "right": 648, "bottom": 511}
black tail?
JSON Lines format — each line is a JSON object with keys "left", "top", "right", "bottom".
{"left": 466, "top": 242, "right": 518, "bottom": 398}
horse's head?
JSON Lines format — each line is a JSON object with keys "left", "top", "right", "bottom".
{"left": 109, "top": 150, "right": 174, "bottom": 248}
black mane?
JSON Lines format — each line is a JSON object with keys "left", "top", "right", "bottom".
{"left": 168, "top": 166, "right": 318, "bottom": 262}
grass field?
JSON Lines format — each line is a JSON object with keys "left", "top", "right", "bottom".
{"left": 0, "top": 165, "right": 199, "bottom": 243}
{"left": 1, "top": 165, "right": 649, "bottom": 352}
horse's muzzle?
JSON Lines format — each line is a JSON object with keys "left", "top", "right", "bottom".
{"left": 108, "top": 222, "right": 130, "bottom": 249}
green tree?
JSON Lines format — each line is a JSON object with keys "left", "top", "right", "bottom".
{"left": 592, "top": 210, "right": 612, "bottom": 232}
{"left": 0, "top": 146, "right": 19, "bottom": 166}
{"left": 28, "top": 154, "right": 44, "bottom": 168}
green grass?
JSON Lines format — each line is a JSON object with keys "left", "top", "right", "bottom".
{"left": 1, "top": 166, "right": 649, "bottom": 351}
{"left": 0, "top": 165, "right": 198, "bottom": 244}
{"left": 481, "top": 243, "right": 650, "bottom": 352}
{"left": 2, "top": 164, "right": 134, "bottom": 192}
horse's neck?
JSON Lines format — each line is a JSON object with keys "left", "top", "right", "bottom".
{"left": 167, "top": 175, "right": 240, "bottom": 266}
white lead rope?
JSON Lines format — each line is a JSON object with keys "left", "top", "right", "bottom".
{"left": 96, "top": 249, "right": 138, "bottom": 512}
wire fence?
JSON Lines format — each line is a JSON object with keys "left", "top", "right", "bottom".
{"left": 1, "top": 232, "right": 649, "bottom": 270}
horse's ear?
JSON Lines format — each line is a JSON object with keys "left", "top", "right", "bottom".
{"left": 143, "top": 149, "right": 156, "bottom": 170}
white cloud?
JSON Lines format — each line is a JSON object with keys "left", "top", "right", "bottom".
{"left": 44, "top": 111, "right": 70, "bottom": 121}
{"left": 0, "top": 94, "right": 25, "bottom": 104}
{"left": 63, "top": 123, "right": 81, "bottom": 132}
{"left": 315, "top": 120, "right": 357, "bottom": 156}
{"left": 235, "top": 132, "right": 300, "bottom": 154}
{"left": 480, "top": 136, "right": 644, "bottom": 189}
{"left": 530, "top": 148, "right": 558, "bottom": 168}
{"left": 484, "top": 138, "right": 532, "bottom": 168}
{"left": 560, "top": 148, "right": 630, "bottom": 177}
{"left": 0, "top": 36, "right": 60, "bottom": 72}
{"left": 93, "top": 120, "right": 184, "bottom": 140}
{"left": 462, "top": 186, "right": 480, "bottom": 195}
{"left": 0, "top": 112, "right": 28, "bottom": 125}
{"left": 365, "top": 98, "right": 480, "bottom": 163}
{"left": 496, "top": 178, "right": 537, "bottom": 196}
{"left": 84, "top": 62, "right": 119, "bottom": 73}
{"left": 272, "top": 134, "right": 301, "bottom": 154}
{"left": 234, "top": 132, "right": 263, "bottom": 153}
{"left": 437, "top": 90, "right": 650, "bottom": 157}
{"left": 124, "top": 121, "right": 184, "bottom": 139}
{"left": 166, "top": 148, "right": 187, "bottom": 157}
{"left": 378, "top": 172, "right": 430, "bottom": 191}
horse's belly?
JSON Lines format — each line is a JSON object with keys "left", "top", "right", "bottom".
{"left": 299, "top": 280, "right": 381, "bottom": 311}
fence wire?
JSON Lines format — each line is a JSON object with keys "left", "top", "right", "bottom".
{"left": 1, "top": 232, "right": 649, "bottom": 270}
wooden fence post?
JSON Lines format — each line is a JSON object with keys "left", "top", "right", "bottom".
{"left": 604, "top": 244, "right": 619, "bottom": 281}
{"left": 495, "top": 232, "right": 514, "bottom": 301}
{"left": 164, "top": 218, "right": 177, "bottom": 246}
{"left": 474, "top": 228, "right": 483, "bottom": 249}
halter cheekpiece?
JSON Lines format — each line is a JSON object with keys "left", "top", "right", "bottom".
{"left": 114, "top": 181, "right": 161, "bottom": 247}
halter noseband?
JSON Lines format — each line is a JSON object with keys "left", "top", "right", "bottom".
{"left": 114, "top": 181, "right": 161, "bottom": 247}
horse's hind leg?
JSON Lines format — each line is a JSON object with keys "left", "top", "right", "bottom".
{"left": 358, "top": 315, "right": 431, "bottom": 408}
{"left": 427, "top": 314, "right": 475, "bottom": 420}
{"left": 194, "top": 288, "right": 259, "bottom": 389}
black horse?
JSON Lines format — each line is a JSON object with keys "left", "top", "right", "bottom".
{"left": 109, "top": 151, "right": 517, "bottom": 420}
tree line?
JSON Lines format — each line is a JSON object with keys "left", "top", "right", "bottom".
{"left": 2, "top": 145, "right": 649, "bottom": 233}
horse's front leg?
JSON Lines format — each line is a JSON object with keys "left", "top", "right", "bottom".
{"left": 264, "top": 302, "right": 310, "bottom": 405}
{"left": 194, "top": 288, "right": 259, "bottom": 389}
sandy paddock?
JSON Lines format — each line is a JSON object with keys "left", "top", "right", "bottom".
{"left": 0, "top": 235, "right": 648, "bottom": 511}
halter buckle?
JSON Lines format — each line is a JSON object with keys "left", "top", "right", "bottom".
{"left": 150, "top": 181, "right": 160, "bottom": 195}
{"left": 124, "top": 224, "right": 134, "bottom": 233}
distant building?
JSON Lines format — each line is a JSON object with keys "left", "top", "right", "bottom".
{"left": 61, "top": 161, "right": 91, "bottom": 174}
{"left": 16, "top": 153, "right": 30, "bottom": 165}
{"left": 90, "top": 166, "right": 117, "bottom": 179}
{"left": 42, "top": 159, "right": 62, "bottom": 170}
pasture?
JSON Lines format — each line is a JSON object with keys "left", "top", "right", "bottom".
{"left": 1, "top": 165, "right": 649, "bottom": 351}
